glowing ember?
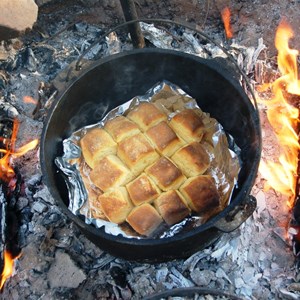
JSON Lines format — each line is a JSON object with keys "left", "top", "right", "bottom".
{"left": 258, "top": 19, "right": 300, "bottom": 209}
{"left": 221, "top": 7, "right": 233, "bottom": 39}
{"left": 0, "top": 251, "right": 21, "bottom": 291}
{"left": 23, "top": 96, "right": 38, "bottom": 105}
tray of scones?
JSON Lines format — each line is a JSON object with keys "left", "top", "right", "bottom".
{"left": 56, "top": 81, "right": 240, "bottom": 238}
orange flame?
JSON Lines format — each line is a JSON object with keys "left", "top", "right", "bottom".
{"left": 258, "top": 19, "right": 300, "bottom": 208}
{"left": 221, "top": 7, "right": 233, "bottom": 39}
{"left": 0, "top": 250, "right": 21, "bottom": 291}
{"left": 0, "top": 119, "right": 38, "bottom": 182}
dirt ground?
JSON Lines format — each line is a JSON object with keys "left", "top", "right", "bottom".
{"left": 37, "top": 0, "right": 300, "bottom": 57}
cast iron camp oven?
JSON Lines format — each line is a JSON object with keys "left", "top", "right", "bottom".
{"left": 40, "top": 24, "right": 261, "bottom": 262}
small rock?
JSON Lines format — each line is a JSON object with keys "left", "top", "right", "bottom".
{"left": 255, "top": 190, "right": 266, "bottom": 214}
{"left": 32, "top": 201, "right": 48, "bottom": 213}
{"left": 33, "top": 185, "right": 55, "bottom": 205}
{"left": 19, "top": 244, "right": 41, "bottom": 271}
{"left": 242, "top": 266, "right": 255, "bottom": 282}
{"left": 234, "top": 277, "right": 245, "bottom": 289}
{"left": 216, "top": 267, "right": 232, "bottom": 284}
{"left": 47, "top": 251, "right": 86, "bottom": 288}
{"left": 190, "top": 269, "right": 214, "bottom": 286}
{"left": 16, "top": 196, "right": 29, "bottom": 211}
{"left": 0, "top": 0, "right": 38, "bottom": 40}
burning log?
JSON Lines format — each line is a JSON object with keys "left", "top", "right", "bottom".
{"left": 290, "top": 123, "right": 300, "bottom": 260}
{"left": 0, "top": 177, "right": 22, "bottom": 291}
{"left": 0, "top": 116, "right": 38, "bottom": 291}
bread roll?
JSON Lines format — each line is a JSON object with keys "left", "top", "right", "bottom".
{"left": 126, "top": 173, "right": 160, "bottom": 206}
{"left": 127, "top": 102, "right": 167, "bottom": 131}
{"left": 80, "top": 127, "right": 117, "bottom": 169}
{"left": 169, "top": 109, "right": 205, "bottom": 143}
{"left": 171, "top": 142, "right": 210, "bottom": 177}
{"left": 179, "top": 175, "right": 220, "bottom": 214}
{"left": 98, "top": 187, "right": 133, "bottom": 224}
{"left": 154, "top": 190, "right": 190, "bottom": 225}
{"left": 145, "top": 156, "right": 186, "bottom": 191}
{"left": 117, "top": 133, "right": 159, "bottom": 175}
{"left": 126, "top": 203, "right": 163, "bottom": 236}
{"left": 145, "top": 121, "right": 183, "bottom": 156}
{"left": 104, "top": 115, "right": 140, "bottom": 142}
{"left": 89, "top": 155, "right": 133, "bottom": 192}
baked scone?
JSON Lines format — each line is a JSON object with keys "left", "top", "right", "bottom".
{"left": 117, "top": 133, "right": 159, "bottom": 175}
{"left": 80, "top": 127, "right": 117, "bottom": 169}
{"left": 145, "top": 121, "right": 183, "bottom": 157}
{"left": 171, "top": 142, "right": 210, "bottom": 177}
{"left": 126, "top": 173, "right": 160, "bottom": 206}
{"left": 169, "top": 109, "right": 205, "bottom": 143}
{"left": 98, "top": 187, "right": 133, "bottom": 224}
{"left": 104, "top": 115, "right": 140, "bottom": 142}
{"left": 126, "top": 203, "right": 163, "bottom": 236}
{"left": 127, "top": 102, "right": 167, "bottom": 131}
{"left": 145, "top": 156, "right": 186, "bottom": 191}
{"left": 154, "top": 190, "right": 191, "bottom": 225}
{"left": 89, "top": 155, "right": 133, "bottom": 192}
{"left": 179, "top": 175, "right": 220, "bottom": 214}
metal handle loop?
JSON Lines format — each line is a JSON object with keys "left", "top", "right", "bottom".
{"left": 213, "top": 195, "right": 257, "bottom": 233}
{"left": 74, "top": 18, "right": 259, "bottom": 113}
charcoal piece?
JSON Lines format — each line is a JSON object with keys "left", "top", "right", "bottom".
{"left": 19, "top": 206, "right": 33, "bottom": 225}
{"left": 0, "top": 185, "right": 7, "bottom": 268}
{"left": 109, "top": 266, "right": 128, "bottom": 288}
{"left": 41, "top": 212, "right": 63, "bottom": 227}
{"left": 292, "top": 208, "right": 300, "bottom": 261}
{"left": 18, "top": 224, "right": 28, "bottom": 248}
{"left": 24, "top": 47, "right": 38, "bottom": 72}
{"left": 15, "top": 196, "right": 29, "bottom": 211}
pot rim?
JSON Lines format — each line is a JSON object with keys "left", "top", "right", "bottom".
{"left": 40, "top": 48, "right": 262, "bottom": 245}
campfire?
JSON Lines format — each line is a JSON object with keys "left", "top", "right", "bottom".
{"left": 258, "top": 19, "right": 299, "bottom": 211}
{"left": 0, "top": 0, "right": 300, "bottom": 299}
{"left": 0, "top": 117, "right": 38, "bottom": 290}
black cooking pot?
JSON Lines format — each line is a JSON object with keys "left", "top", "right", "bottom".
{"left": 40, "top": 48, "right": 261, "bottom": 262}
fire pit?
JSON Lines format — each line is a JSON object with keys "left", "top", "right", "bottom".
{"left": 40, "top": 46, "right": 261, "bottom": 261}
{"left": 1, "top": 1, "right": 300, "bottom": 298}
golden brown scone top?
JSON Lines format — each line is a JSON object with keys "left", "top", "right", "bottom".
{"left": 89, "top": 155, "right": 133, "bottom": 192}
{"left": 117, "top": 133, "right": 159, "bottom": 175}
{"left": 98, "top": 187, "right": 133, "bottom": 224}
{"left": 145, "top": 121, "right": 183, "bottom": 157}
{"left": 104, "top": 115, "right": 140, "bottom": 142}
{"left": 169, "top": 109, "right": 205, "bottom": 143}
{"left": 126, "top": 203, "right": 163, "bottom": 236}
{"left": 179, "top": 175, "right": 220, "bottom": 214}
{"left": 80, "top": 127, "right": 117, "bottom": 169}
{"left": 145, "top": 156, "right": 186, "bottom": 191}
{"left": 127, "top": 102, "right": 167, "bottom": 131}
{"left": 172, "top": 142, "right": 210, "bottom": 177}
{"left": 126, "top": 173, "right": 160, "bottom": 206}
{"left": 154, "top": 190, "right": 190, "bottom": 226}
